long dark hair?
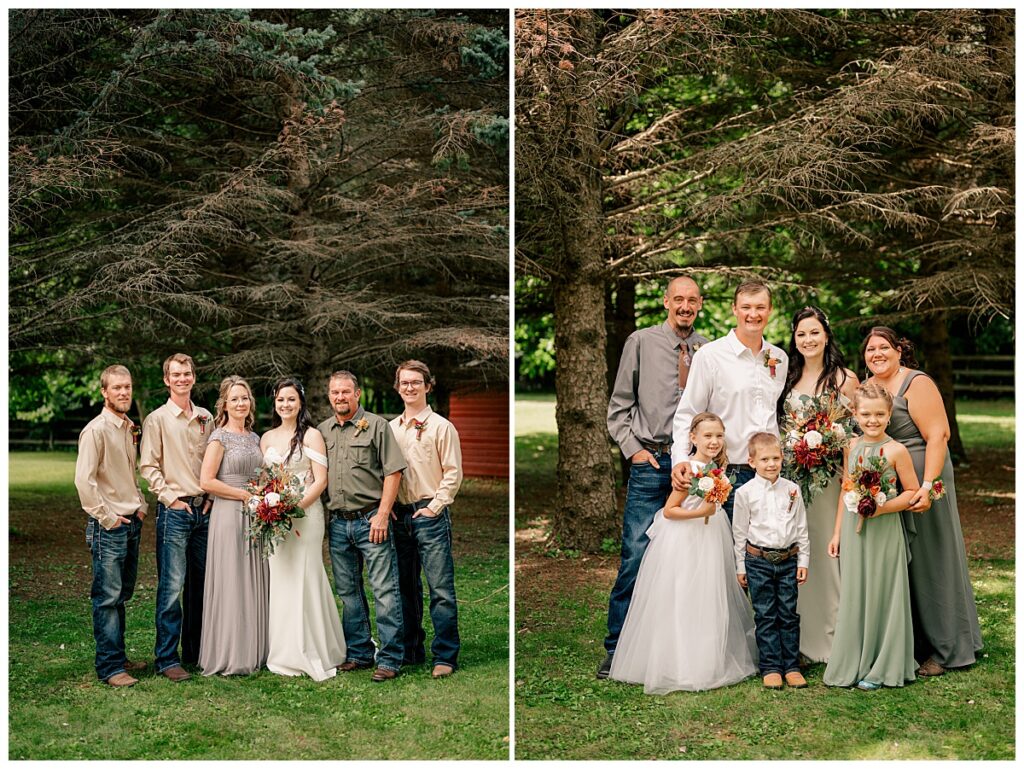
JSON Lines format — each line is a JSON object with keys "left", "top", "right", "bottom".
{"left": 860, "top": 326, "right": 920, "bottom": 369}
{"left": 270, "top": 377, "right": 315, "bottom": 464}
{"left": 777, "top": 306, "right": 850, "bottom": 422}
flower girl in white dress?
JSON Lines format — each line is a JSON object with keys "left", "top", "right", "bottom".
{"left": 610, "top": 412, "right": 758, "bottom": 694}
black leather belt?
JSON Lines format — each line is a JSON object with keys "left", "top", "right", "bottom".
{"left": 396, "top": 499, "right": 432, "bottom": 515}
{"left": 640, "top": 442, "right": 671, "bottom": 456}
{"left": 331, "top": 501, "right": 380, "bottom": 520}
{"left": 746, "top": 543, "right": 799, "bottom": 564}
{"left": 178, "top": 494, "right": 208, "bottom": 508}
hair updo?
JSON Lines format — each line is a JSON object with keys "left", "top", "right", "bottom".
{"left": 851, "top": 381, "right": 894, "bottom": 413}
{"left": 860, "top": 326, "right": 919, "bottom": 369}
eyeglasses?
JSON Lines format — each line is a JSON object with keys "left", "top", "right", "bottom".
{"left": 399, "top": 380, "right": 425, "bottom": 390}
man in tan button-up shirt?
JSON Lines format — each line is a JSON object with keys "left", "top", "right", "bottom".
{"left": 139, "top": 353, "right": 213, "bottom": 681}
{"left": 75, "top": 365, "right": 147, "bottom": 687}
{"left": 388, "top": 360, "right": 463, "bottom": 677}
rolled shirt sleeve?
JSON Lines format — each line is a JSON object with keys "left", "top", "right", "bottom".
{"left": 607, "top": 332, "right": 643, "bottom": 460}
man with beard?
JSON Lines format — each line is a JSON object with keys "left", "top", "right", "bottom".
{"left": 319, "top": 371, "right": 407, "bottom": 682}
{"left": 598, "top": 276, "right": 708, "bottom": 679}
{"left": 75, "top": 365, "right": 148, "bottom": 687}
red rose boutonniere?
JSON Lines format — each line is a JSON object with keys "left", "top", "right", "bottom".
{"left": 763, "top": 350, "right": 781, "bottom": 378}
{"left": 130, "top": 425, "right": 142, "bottom": 446}
{"left": 786, "top": 487, "right": 798, "bottom": 513}
{"left": 412, "top": 418, "right": 428, "bottom": 441}
{"left": 197, "top": 415, "right": 211, "bottom": 435}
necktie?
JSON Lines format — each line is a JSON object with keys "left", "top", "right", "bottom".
{"left": 678, "top": 343, "right": 690, "bottom": 390}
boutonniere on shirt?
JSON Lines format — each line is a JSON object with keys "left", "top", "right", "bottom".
{"left": 763, "top": 350, "right": 781, "bottom": 378}
{"left": 197, "top": 415, "right": 211, "bottom": 434}
{"left": 786, "top": 487, "right": 798, "bottom": 513}
{"left": 354, "top": 417, "right": 370, "bottom": 436}
{"left": 691, "top": 341, "right": 702, "bottom": 353}
{"left": 130, "top": 425, "right": 142, "bottom": 446}
{"left": 412, "top": 418, "right": 428, "bottom": 441}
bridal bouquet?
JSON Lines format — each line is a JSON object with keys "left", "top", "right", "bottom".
{"left": 688, "top": 462, "right": 736, "bottom": 524}
{"left": 244, "top": 463, "right": 306, "bottom": 557}
{"left": 841, "top": 452, "right": 898, "bottom": 534}
{"left": 782, "top": 394, "right": 856, "bottom": 505}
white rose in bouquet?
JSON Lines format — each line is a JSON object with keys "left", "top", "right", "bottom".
{"left": 843, "top": 490, "right": 860, "bottom": 512}
{"left": 874, "top": 491, "right": 887, "bottom": 508}
{"left": 804, "top": 430, "right": 823, "bottom": 449}
{"left": 264, "top": 491, "right": 281, "bottom": 507}
{"left": 832, "top": 423, "right": 846, "bottom": 440}
{"left": 697, "top": 477, "right": 716, "bottom": 493}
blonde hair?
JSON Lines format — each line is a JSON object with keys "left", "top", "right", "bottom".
{"left": 689, "top": 412, "right": 728, "bottom": 467}
{"left": 100, "top": 364, "right": 132, "bottom": 389}
{"left": 748, "top": 431, "right": 781, "bottom": 457}
{"left": 852, "top": 382, "right": 893, "bottom": 412}
{"left": 214, "top": 376, "right": 256, "bottom": 432}
{"left": 162, "top": 353, "right": 196, "bottom": 378}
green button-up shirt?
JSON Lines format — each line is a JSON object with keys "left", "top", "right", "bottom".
{"left": 318, "top": 406, "right": 407, "bottom": 511}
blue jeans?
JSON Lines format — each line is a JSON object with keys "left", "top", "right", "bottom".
{"left": 604, "top": 452, "right": 673, "bottom": 654}
{"left": 745, "top": 551, "right": 801, "bottom": 676}
{"left": 394, "top": 503, "right": 460, "bottom": 668}
{"left": 327, "top": 509, "right": 405, "bottom": 672}
{"left": 88, "top": 516, "right": 142, "bottom": 681}
{"left": 723, "top": 464, "right": 756, "bottom": 525}
{"left": 154, "top": 500, "right": 209, "bottom": 672}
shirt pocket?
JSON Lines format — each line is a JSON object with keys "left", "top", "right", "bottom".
{"left": 348, "top": 437, "right": 373, "bottom": 464}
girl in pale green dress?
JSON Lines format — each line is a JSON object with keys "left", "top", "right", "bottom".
{"left": 823, "top": 383, "right": 920, "bottom": 690}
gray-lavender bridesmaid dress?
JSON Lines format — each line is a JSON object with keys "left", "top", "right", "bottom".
{"left": 198, "top": 427, "right": 270, "bottom": 675}
{"left": 890, "top": 370, "right": 983, "bottom": 668}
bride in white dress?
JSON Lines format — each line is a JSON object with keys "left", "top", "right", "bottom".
{"left": 260, "top": 378, "right": 346, "bottom": 681}
{"left": 609, "top": 412, "right": 757, "bottom": 694}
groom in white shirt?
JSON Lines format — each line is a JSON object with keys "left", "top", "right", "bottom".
{"left": 670, "top": 280, "right": 788, "bottom": 522}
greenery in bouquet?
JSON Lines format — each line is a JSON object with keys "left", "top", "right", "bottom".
{"left": 841, "top": 451, "right": 899, "bottom": 534}
{"left": 782, "top": 393, "right": 856, "bottom": 505}
{"left": 244, "top": 463, "right": 306, "bottom": 557}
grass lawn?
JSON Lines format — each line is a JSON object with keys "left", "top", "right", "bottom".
{"left": 9, "top": 453, "right": 509, "bottom": 760}
{"left": 514, "top": 395, "right": 1015, "bottom": 760}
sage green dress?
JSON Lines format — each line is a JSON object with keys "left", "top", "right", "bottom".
{"left": 823, "top": 437, "right": 916, "bottom": 688}
{"left": 890, "top": 370, "right": 982, "bottom": 668}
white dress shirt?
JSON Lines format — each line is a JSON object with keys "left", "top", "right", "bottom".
{"left": 732, "top": 474, "right": 809, "bottom": 574}
{"left": 671, "top": 330, "right": 789, "bottom": 466}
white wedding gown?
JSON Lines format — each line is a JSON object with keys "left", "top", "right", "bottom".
{"left": 264, "top": 445, "right": 346, "bottom": 681}
{"left": 609, "top": 461, "right": 758, "bottom": 694}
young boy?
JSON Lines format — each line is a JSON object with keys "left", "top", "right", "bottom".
{"left": 732, "top": 432, "right": 809, "bottom": 689}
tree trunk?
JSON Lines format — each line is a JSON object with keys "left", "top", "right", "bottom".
{"left": 549, "top": 76, "right": 618, "bottom": 549}
{"left": 918, "top": 310, "right": 967, "bottom": 466}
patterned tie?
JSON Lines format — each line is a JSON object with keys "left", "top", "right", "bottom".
{"left": 678, "top": 342, "right": 690, "bottom": 390}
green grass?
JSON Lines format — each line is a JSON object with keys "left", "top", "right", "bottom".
{"left": 9, "top": 453, "right": 509, "bottom": 760}
{"left": 514, "top": 394, "right": 1015, "bottom": 760}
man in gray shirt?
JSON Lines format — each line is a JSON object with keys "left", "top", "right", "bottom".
{"left": 598, "top": 275, "right": 708, "bottom": 679}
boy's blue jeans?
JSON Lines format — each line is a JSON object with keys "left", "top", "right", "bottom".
{"left": 745, "top": 550, "right": 801, "bottom": 676}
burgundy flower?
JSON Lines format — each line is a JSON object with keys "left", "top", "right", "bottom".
{"left": 858, "top": 470, "right": 881, "bottom": 489}
{"left": 857, "top": 496, "right": 877, "bottom": 518}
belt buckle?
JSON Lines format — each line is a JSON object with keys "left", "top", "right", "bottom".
{"left": 764, "top": 549, "right": 787, "bottom": 564}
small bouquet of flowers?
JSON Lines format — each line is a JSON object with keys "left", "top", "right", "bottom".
{"left": 782, "top": 394, "right": 856, "bottom": 505}
{"left": 244, "top": 463, "right": 306, "bottom": 557}
{"left": 689, "top": 462, "right": 737, "bottom": 524}
{"left": 841, "top": 452, "right": 898, "bottom": 534}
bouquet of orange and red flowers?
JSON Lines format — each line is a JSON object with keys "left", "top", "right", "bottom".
{"left": 688, "top": 462, "right": 736, "bottom": 524}
{"left": 841, "top": 451, "right": 898, "bottom": 534}
{"left": 782, "top": 394, "right": 855, "bottom": 505}
{"left": 244, "top": 463, "right": 306, "bottom": 557}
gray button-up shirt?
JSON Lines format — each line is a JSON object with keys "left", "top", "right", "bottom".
{"left": 318, "top": 406, "right": 407, "bottom": 511}
{"left": 607, "top": 320, "right": 710, "bottom": 459}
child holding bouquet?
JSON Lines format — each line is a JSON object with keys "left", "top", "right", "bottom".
{"left": 823, "top": 383, "right": 919, "bottom": 690}
{"left": 610, "top": 412, "right": 758, "bottom": 694}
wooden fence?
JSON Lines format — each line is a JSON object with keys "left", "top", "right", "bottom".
{"left": 951, "top": 355, "right": 1014, "bottom": 396}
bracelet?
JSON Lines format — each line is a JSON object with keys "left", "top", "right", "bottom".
{"left": 921, "top": 480, "right": 933, "bottom": 491}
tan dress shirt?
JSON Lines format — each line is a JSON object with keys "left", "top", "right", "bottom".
{"left": 75, "top": 408, "right": 147, "bottom": 529}
{"left": 139, "top": 399, "right": 213, "bottom": 506}
{"left": 389, "top": 405, "right": 463, "bottom": 514}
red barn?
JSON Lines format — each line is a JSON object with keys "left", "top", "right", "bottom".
{"left": 448, "top": 386, "right": 509, "bottom": 478}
